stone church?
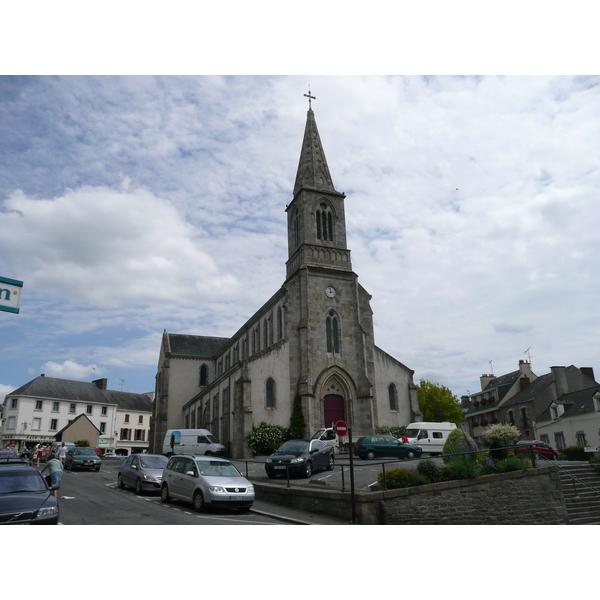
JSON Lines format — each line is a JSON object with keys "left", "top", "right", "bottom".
{"left": 148, "top": 103, "right": 421, "bottom": 457}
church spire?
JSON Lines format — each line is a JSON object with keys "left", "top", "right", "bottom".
{"left": 293, "top": 100, "right": 337, "bottom": 197}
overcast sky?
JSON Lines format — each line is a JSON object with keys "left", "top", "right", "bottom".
{"left": 1, "top": 73, "right": 599, "bottom": 403}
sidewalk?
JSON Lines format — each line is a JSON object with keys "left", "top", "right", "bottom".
{"left": 251, "top": 498, "right": 351, "bottom": 525}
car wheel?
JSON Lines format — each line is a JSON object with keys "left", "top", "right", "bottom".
{"left": 160, "top": 484, "right": 171, "bottom": 503}
{"left": 406, "top": 450, "right": 416, "bottom": 459}
{"left": 205, "top": 451, "right": 212, "bottom": 456}
{"left": 327, "top": 454, "right": 334, "bottom": 470}
{"left": 117, "top": 474, "right": 125, "bottom": 489}
{"left": 366, "top": 450, "right": 376, "bottom": 460}
{"left": 266, "top": 470, "right": 277, "bottom": 479}
{"left": 552, "top": 454, "right": 557, "bottom": 460}
{"left": 193, "top": 490, "right": 205, "bottom": 512}
{"left": 135, "top": 478, "right": 143, "bottom": 495}
{"left": 304, "top": 462, "right": 313, "bottom": 478}
{"left": 95, "top": 466, "right": 100, "bottom": 472}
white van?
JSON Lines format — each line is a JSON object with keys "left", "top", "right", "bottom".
{"left": 162, "top": 429, "right": 226, "bottom": 457}
{"left": 404, "top": 422, "right": 457, "bottom": 455}
{"left": 311, "top": 428, "right": 340, "bottom": 454}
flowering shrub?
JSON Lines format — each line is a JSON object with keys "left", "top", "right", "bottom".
{"left": 377, "top": 468, "right": 412, "bottom": 489}
{"left": 246, "top": 422, "right": 287, "bottom": 456}
{"left": 442, "top": 429, "right": 479, "bottom": 463}
{"left": 482, "top": 423, "right": 520, "bottom": 445}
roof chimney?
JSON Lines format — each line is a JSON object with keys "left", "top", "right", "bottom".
{"left": 480, "top": 374, "right": 495, "bottom": 391}
{"left": 581, "top": 367, "right": 596, "bottom": 382}
{"left": 520, "top": 376, "right": 531, "bottom": 391}
{"left": 550, "top": 366, "right": 568, "bottom": 398}
{"left": 93, "top": 378, "right": 108, "bottom": 390}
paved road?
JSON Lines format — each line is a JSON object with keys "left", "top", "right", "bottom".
{"left": 52, "top": 459, "right": 325, "bottom": 525}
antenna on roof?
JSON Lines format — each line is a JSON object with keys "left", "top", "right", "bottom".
{"left": 489, "top": 360, "right": 494, "bottom": 375}
{"left": 524, "top": 346, "right": 532, "bottom": 364}
{"left": 119, "top": 379, "right": 124, "bottom": 391}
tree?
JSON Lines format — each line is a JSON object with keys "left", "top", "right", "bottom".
{"left": 416, "top": 379, "right": 463, "bottom": 425}
{"left": 288, "top": 396, "right": 307, "bottom": 440}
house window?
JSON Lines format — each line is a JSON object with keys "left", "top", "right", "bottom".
{"left": 266, "top": 378, "right": 275, "bottom": 409}
{"left": 326, "top": 312, "right": 339, "bottom": 353}
{"left": 508, "top": 410, "right": 515, "bottom": 426}
{"left": 134, "top": 429, "right": 145, "bottom": 441}
{"left": 101, "top": 406, "right": 107, "bottom": 416}
{"left": 35, "top": 401, "right": 43, "bottom": 411}
{"left": 52, "top": 402, "right": 60, "bottom": 412}
{"left": 138, "top": 415, "right": 143, "bottom": 424}
{"left": 50, "top": 419, "right": 58, "bottom": 431}
{"left": 70, "top": 404, "right": 76, "bottom": 413}
{"left": 10, "top": 399, "right": 18, "bottom": 409}
{"left": 200, "top": 364, "right": 209, "bottom": 386}
{"left": 125, "top": 414, "right": 130, "bottom": 423}
{"left": 520, "top": 407, "right": 528, "bottom": 427}
{"left": 32, "top": 418, "right": 41, "bottom": 430}
{"left": 7, "top": 416, "right": 15, "bottom": 429}
{"left": 389, "top": 384, "right": 398, "bottom": 411}
{"left": 576, "top": 431, "right": 587, "bottom": 446}
{"left": 86, "top": 405, "right": 92, "bottom": 415}
{"left": 120, "top": 428, "right": 131, "bottom": 441}
{"left": 540, "top": 434, "right": 550, "bottom": 445}
{"left": 100, "top": 422, "right": 106, "bottom": 434}
{"left": 555, "top": 432, "right": 566, "bottom": 450}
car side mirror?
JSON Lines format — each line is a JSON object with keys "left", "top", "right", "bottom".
{"left": 132, "top": 465, "right": 137, "bottom": 469}
{"left": 186, "top": 470, "right": 196, "bottom": 477}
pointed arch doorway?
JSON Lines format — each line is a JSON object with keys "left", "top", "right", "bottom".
{"left": 323, "top": 394, "right": 345, "bottom": 428}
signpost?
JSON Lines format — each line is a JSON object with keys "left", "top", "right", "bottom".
{"left": 0, "top": 276, "right": 23, "bottom": 314}
{"left": 336, "top": 420, "right": 357, "bottom": 523}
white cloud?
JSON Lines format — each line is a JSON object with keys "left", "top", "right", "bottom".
{"left": 38, "top": 360, "right": 105, "bottom": 380}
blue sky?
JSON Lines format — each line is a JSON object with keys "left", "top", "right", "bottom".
{"left": 2, "top": 73, "right": 599, "bottom": 403}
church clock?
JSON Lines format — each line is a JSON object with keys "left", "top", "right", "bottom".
{"left": 325, "top": 286, "right": 336, "bottom": 298}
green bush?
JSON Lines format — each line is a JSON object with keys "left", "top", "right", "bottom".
{"left": 495, "top": 456, "right": 531, "bottom": 473}
{"left": 442, "top": 458, "right": 481, "bottom": 480}
{"left": 442, "top": 429, "right": 480, "bottom": 463}
{"left": 375, "top": 425, "right": 407, "bottom": 438}
{"left": 417, "top": 458, "right": 443, "bottom": 483}
{"left": 561, "top": 445, "right": 588, "bottom": 461}
{"left": 377, "top": 468, "right": 412, "bottom": 489}
{"left": 489, "top": 440, "right": 509, "bottom": 460}
{"left": 74, "top": 440, "right": 90, "bottom": 447}
{"left": 246, "top": 422, "right": 287, "bottom": 456}
{"left": 288, "top": 396, "right": 306, "bottom": 440}
{"left": 408, "top": 471, "right": 427, "bottom": 487}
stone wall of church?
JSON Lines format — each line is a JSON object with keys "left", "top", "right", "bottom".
{"left": 373, "top": 347, "right": 415, "bottom": 429}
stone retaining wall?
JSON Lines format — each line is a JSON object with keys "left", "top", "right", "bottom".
{"left": 254, "top": 465, "right": 567, "bottom": 525}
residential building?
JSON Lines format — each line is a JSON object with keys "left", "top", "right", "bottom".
{"left": 149, "top": 103, "right": 422, "bottom": 457}
{"left": 1, "top": 375, "right": 153, "bottom": 456}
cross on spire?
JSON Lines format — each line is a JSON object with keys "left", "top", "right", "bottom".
{"left": 304, "top": 87, "right": 316, "bottom": 109}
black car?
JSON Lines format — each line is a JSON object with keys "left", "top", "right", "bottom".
{"left": 0, "top": 464, "right": 59, "bottom": 524}
{"left": 265, "top": 439, "right": 334, "bottom": 478}
{"left": 65, "top": 447, "right": 101, "bottom": 471}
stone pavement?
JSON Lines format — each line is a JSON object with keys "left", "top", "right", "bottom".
{"left": 251, "top": 498, "right": 351, "bottom": 525}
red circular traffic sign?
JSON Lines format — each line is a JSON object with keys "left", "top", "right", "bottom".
{"left": 335, "top": 420, "right": 348, "bottom": 436}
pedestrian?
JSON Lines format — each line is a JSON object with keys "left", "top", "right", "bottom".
{"left": 35, "top": 443, "right": 44, "bottom": 467}
{"left": 401, "top": 434, "right": 409, "bottom": 444}
{"left": 40, "top": 453, "right": 63, "bottom": 495}
{"left": 58, "top": 442, "right": 68, "bottom": 466}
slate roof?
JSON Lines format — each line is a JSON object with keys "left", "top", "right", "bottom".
{"left": 167, "top": 333, "right": 229, "bottom": 357}
{"left": 501, "top": 373, "right": 554, "bottom": 408}
{"left": 537, "top": 385, "right": 600, "bottom": 422}
{"left": 6, "top": 376, "right": 152, "bottom": 411}
{"left": 465, "top": 370, "right": 523, "bottom": 415}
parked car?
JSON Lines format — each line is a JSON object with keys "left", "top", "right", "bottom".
{"left": 265, "top": 439, "right": 334, "bottom": 478}
{"left": 160, "top": 455, "right": 254, "bottom": 512}
{"left": 515, "top": 440, "right": 558, "bottom": 460}
{"left": 353, "top": 435, "right": 423, "bottom": 460}
{"left": 118, "top": 454, "right": 168, "bottom": 494}
{"left": 0, "top": 463, "right": 59, "bottom": 524}
{"left": 65, "top": 447, "right": 101, "bottom": 471}
{"left": 0, "top": 450, "right": 19, "bottom": 459}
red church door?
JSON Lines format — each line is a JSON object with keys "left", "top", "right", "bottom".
{"left": 323, "top": 394, "right": 345, "bottom": 428}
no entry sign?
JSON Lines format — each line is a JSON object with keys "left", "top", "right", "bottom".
{"left": 335, "top": 420, "right": 348, "bottom": 437}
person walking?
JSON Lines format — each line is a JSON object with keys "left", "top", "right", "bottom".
{"left": 58, "top": 442, "right": 68, "bottom": 466}
{"left": 35, "top": 443, "right": 44, "bottom": 467}
{"left": 40, "top": 453, "right": 63, "bottom": 495}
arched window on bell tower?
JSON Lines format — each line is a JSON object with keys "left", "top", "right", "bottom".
{"left": 316, "top": 202, "right": 333, "bottom": 242}
{"left": 326, "top": 311, "right": 340, "bottom": 354}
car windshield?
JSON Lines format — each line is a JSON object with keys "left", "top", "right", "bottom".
{"left": 196, "top": 461, "right": 241, "bottom": 477}
{"left": 278, "top": 441, "right": 309, "bottom": 453}
{"left": 73, "top": 448, "right": 97, "bottom": 455}
{"left": 140, "top": 456, "right": 168, "bottom": 469}
{"left": 206, "top": 434, "right": 219, "bottom": 444}
{"left": 405, "top": 429, "right": 420, "bottom": 438}
{"left": 0, "top": 471, "right": 46, "bottom": 494}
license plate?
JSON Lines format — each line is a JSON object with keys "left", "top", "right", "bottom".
{"left": 229, "top": 496, "right": 243, "bottom": 500}
{"left": 274, "top": 466, "right": 286, "bottom": 470}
